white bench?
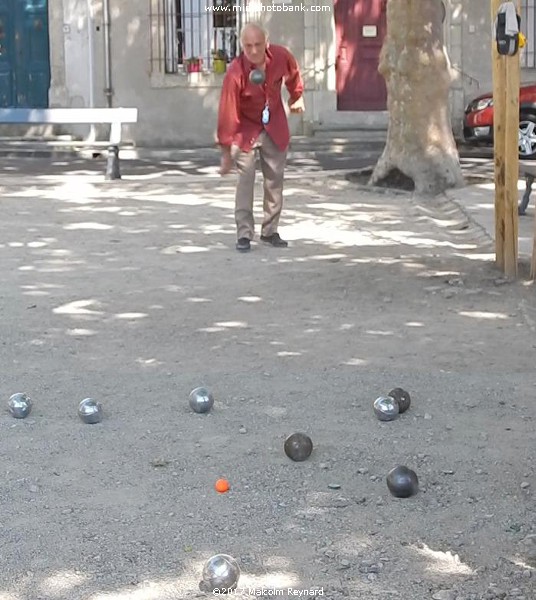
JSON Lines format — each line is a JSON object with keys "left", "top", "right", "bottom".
{"left": 0, "top": 107, "right": 138, "bottom": 180}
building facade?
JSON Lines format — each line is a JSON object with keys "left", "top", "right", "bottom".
{"left": 2, "top": 1, "right": 536, "bottom": 147}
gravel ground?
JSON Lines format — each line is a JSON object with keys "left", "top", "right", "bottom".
{"left": 0, "top": 171, "right": 535, "bottom": 600}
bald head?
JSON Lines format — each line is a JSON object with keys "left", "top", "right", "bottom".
{"left": 240, "top": 22, "right": 268, "bottom": 66}
{"left": 240, "top": 22, "right": 268, "bottom": 44}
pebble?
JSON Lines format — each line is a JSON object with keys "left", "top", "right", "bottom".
{"left": 238, "top": 426, "right": 247, "bottom": 434}
{"left": 520, "top": 482, "right": 530, "bottom": 489}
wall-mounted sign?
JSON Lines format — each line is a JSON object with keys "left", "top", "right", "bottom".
{"left": 362, "top": 25, "right": 377, "bottom": 38}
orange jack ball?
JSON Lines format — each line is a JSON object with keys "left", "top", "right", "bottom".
{"left": 215, "top": 478, "right": 230, "bottom": 493}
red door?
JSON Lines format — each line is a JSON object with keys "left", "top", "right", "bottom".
{"left": 334, "top": 0, "right": 387, "bottom": 111}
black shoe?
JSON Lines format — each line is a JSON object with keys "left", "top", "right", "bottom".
{"left": 236, "top": 237, "right": 251, "bottom": 252}
{"left": 260, "top": 233, "right": 288, "bottom": 247}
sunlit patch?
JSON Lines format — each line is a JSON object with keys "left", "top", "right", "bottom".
{"left": 168, "top": 224, "right": 189, "bottom": 230}
{"left": 214, "top": 321, "right": 248, "bottom": 328}
{"left": 53, "top": 299, "right": 103, "bottom": 316}
{"left": 306, "top": 253, "right": 348, "bottom": 261}
{"left": 63, "top": 222, "right": 114, "bottom": 230}
{"left": 161, "top": 245, "right": 209, "bottom": 254}
{"left": 304, "top": 328, "right": 321, "bottom": 333}
{"left": 413, "top": 544, "right": 474, "bottom": 575}
{"left": 22, "top": 290, "right": 49, "bottom": 296}
{"left": 405, "top": 321, "right": 424, "bottom": 327}
{"left": 342, "top": 358, "right": 368, "bottom": 366}
{"left": 0, "top": 592, "right": 21, "bottom": 600}
{"left": 198, "top": 326, "right": 225, "bottom": 333}
{"left": 114, "top": 312, "right": 148, "bottom": 319}
{"left": 19, "top": 265, "right": 36, "bottom": 271}
{"left": 269, "top": 341, "right": 285, "bottom": 346}
{"left": 185, "top": 297, "right": 212, "bottom": 303}
{"left": 339, "top": 323, "right": 355, "bottom": 330}
{"left": 419, "top": 270, "right": 462, "bottom": 278}
{"left": 366, "top": 330, "right": 394, "bottom": 335}
{"left": 277, "top": 351, "right": 302, "bottom": 357}
{"left": 453, "top": 252, "right": 494, "bottom": 261}
{"left": 40, "top": 570, "right": 88, "bottom": 594}
{"left": 136, "top": 357, "right": 161, "bottom": 365}
{"left": 8, "top": 242, "right": 24, "bottom": 247}
{"left": 176, "top": 246, "right": 210, "bottom": 254}
{"left": 506, "top": 557, "right": 535, "bottom": 570}
{"left": 458, "top": 310, "right": 509, "bottom": 320}
{"left": 66, "top": 329, "right": 97, "bottom": 336}
{"left": 238, "top": 295, "right": 263, "bottom": 303}
{"left": 27, "top": 241, "right": 49, "bottom": 248}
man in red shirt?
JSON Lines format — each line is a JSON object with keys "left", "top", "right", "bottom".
{"left": 217, "top": 22, "right": 304, "bottom": 252}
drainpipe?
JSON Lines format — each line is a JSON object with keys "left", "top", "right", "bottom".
{"left": 87, "top": 0, "right": 96, "bottom": 140}
{"left": 103, "top": 0, "right": 113, "bottom": 107}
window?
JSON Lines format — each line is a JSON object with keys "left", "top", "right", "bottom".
{"left": 150, "top": 0, "right": 248, "bottom": 74}
{"left": 520, "top": 0, "right": 536, "bottom": 67}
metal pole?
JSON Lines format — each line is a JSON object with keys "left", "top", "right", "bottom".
{"left": 102, "top": 0, "right": 120, "bottom": 178}
{"left": 103, "top": 0, "right": 113, "bottom": 107}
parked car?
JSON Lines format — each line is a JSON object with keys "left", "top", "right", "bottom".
{"left": 463, "top": 83, "right": 536, "bottom": 158}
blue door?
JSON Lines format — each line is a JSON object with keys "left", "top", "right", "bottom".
{"left": 0, "top": 0, "right": 50, "bottom": 108}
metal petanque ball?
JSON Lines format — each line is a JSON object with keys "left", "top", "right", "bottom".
{"left": 284, "top": 432, "right": 313, "bottom": 462}
{"left": 189, "top": 387, "right": 214, "bottom": 414}
{"left": 78, "top": 398, "right": 103, "bottom": 424}
{"left": 8, "top": 393, "right": 32, "bottom": 419}
{"left": 373, "top": 395, "right": 399, "bottom": 422}
{"left": 249, "top": 68, "right": 265, "bottom": 85}
{"left": 200, "top": 553, "right": 240, "bottom": 593}
{"left": 388, "top": 387, "right": 411, "bottom": 414}
{"left": 386, "top": 465, "right": 419, "bottom": 498}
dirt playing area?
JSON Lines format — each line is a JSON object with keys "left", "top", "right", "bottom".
{"left": 0, "top": 167, "right": 535, "bottom": 600}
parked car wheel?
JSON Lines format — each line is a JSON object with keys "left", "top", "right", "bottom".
{"left": 519, "top": 114, "right": 536, "bottom": 158}
{"left": 463, "top": 83, "right": 536, "bottom": 159}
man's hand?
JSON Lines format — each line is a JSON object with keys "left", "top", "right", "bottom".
{"left": 289, "top": 97, "right": 305, "bottom": 114}
{"left": 219, "top": 150, "right": 234, "bottom": 176}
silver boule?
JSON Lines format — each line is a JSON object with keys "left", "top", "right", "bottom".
{"left": 8, "top": 393, "right": 32, "bottom": 419}
{"left": 200, "top": 553, "right": 240, "bottom": 593}
{"left": 249, "top": 68, "right": 265, "bottom": 85}
{"left": 373, "top": 395, "right": 399, "bottom": 421}
{"left": 189, "top": 387, "right": 214, "bottom": 414}
{"left": 78, "top": 398, "right": 103, "bottom": 424}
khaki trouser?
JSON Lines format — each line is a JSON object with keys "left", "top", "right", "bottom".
{"left": 232, "top": 131, "right": 287, "bottom": 240}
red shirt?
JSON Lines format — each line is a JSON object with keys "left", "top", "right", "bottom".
{"left": 217, "top": 44, "right": 304, "bottom": 152}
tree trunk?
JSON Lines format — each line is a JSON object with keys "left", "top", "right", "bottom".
{"left": 371, "top": 0, "right": 464, "bottom": 197}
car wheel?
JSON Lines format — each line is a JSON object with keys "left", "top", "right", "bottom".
{"left": 519, "top": 114, "right": 536, "bottom": 158}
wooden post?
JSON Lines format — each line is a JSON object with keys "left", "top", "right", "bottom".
{"left": 491, "top": 0, "right": 520, "bottom": 278}
{"left": 492, "top": 0, "right": 506, "bottom": 272}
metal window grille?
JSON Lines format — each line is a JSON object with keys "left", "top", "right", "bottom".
{"left": 520, "top": 0, "right": 536, "bottom": 67}
{"left": 150, "top": 0, "right": 248, "bottom": 74}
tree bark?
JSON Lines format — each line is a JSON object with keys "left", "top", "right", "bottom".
{"left": 371, "top": 0, "right": 464, "bottom": 197}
